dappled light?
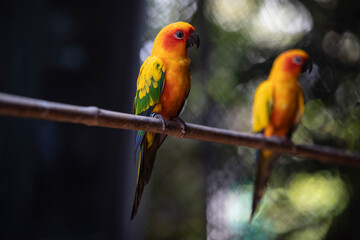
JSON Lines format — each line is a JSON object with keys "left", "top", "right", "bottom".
{"left": 323, "top": 30, "right": 360, "bottom": 63}
{"left": 206, "top": 0, "right": 313, "bottom": 49}
{"left": 205, "top": 0, "right": 256, "bottom": 32}
{"left": 136, "top": 0, "right": 360, "bottom": 239}
{"left": 207, "top": 186, "right": 252, "bottom": 240}
{"left": 288, "top": 171, "right": 349, "bottom": 217}
{"left": 205, "top": 169, "right": 349, "bottom": 240}
{"left": 146, "top": 0, "right": 197, "bottom": 30}
{"left": 2, "top": 0, "right": 360, "bottom": 239}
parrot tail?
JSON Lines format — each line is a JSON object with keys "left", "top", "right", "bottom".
{"left": 131, "top": 132, "right": 167, "bottom": 220}
{"left": 250, "top": 149, "right": 279, "bottom": 222}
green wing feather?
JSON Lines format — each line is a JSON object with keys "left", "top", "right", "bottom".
{"left": 131, "top": 56, "right": 165, "bottom": 220}
{"left": 134, "top": 56, "right": 165, "bottom": 115}
{"left": 133, "top": 56, "right": 165, "bottom": 163}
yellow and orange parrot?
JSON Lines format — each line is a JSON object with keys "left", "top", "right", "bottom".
{"left": 250, "top": 49, "right": 312, "bottom": 221}
{"left": 131, "top": 22, "right": 199, "bottom": 219}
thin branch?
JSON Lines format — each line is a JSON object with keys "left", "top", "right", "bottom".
{"left": 0, "top": 92, "right": 359, "bottom": 167}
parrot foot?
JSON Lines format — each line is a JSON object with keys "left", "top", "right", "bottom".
{"left": 280, "top": 136, "right": 297, "bottom": 153}
{"left": 288, "top": 141, "right": 297, "bottom": 153}
{"left": 171, "top": 117, "right": 187, "bottom": 138}
{"left": 152, "top": 113, "right": 168, "bottom": 132}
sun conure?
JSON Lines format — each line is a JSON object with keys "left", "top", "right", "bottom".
{"left": 250, "top": 49, "right": 312, "bottom": 221}
{"left": 131, "top": 22, "right": 199, "bottom": 220}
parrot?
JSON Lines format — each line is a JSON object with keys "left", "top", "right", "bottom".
{"left": 250, "top": 49, "right": 312, "bottom": 221}
{"left": 131, "top": 22, "right": 200, "bottom": 220}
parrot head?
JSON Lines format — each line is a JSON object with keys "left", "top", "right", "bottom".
{"left": 272, "top": 49, "right": 312, "bottom": 77}
{"left": 152, "top": 22, "right": 200, "bottom": 57}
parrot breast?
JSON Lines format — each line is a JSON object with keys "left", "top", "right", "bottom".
{"left": 268, "top": 82, "right": 301, "bottom": 136}
{"left": 156, "top": 58, "right": 191, "bottom": 119}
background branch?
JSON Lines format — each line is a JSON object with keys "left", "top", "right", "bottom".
{"left": 0, "top": 92, "right": 359, "bottom": 167}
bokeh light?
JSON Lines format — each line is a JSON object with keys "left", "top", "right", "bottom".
{"left": 288, "top": 171, "right": 349, "bottom": 217}
{"left": 205, "top": 170, "right": 349, "bottom": 240}
{"left": 146, "top": 0, "right": 197, "bottom": 29}
{"left": 323, "top": 30, "right": 360, "bottom": 63}
{"left": 206, "top": 0, "right": 313, "bottom": 49}
{"left": 250, "top": 0, "right": 312, "bottom": 49}
{"left": 137, "top": 0, "right": 359, "bottom": 239}
{"left": 207, "top": 186, "right": 252, "bottom": 240}
{"left": 205, "top": 0, "right": 256, "bottom": 32}
{"left": 338, "top": 32, "right": 360, "bottom": 63}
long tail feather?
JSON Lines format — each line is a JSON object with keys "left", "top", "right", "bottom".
{"left": 131, "top": 133, "right": 167, "bottom": 220}
{"left": 250, "top": 149, "right": 279, "bottom": 222}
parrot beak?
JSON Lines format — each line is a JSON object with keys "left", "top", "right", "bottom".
{"left": 301, "top": 58, "right": 313, "bottom": 74}
{"left": 186, "top": 31, "right": 200, "bottom": 49}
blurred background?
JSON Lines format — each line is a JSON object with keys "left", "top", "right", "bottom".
{"left": 1, "top": 0, "right": 360, "bottom": 239}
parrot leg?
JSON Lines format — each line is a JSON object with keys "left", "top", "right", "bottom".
{"left": 269, "top": 136, "right": 297, "bottom": 153}
{"left": 171, "top": 117, "right": 187, "bottom": 137}
{"left": 152, "top": 113, "right": 168, "bottom": 131}
{"left": 282, "top": 136, "right": 297, "bottom": 153}
{"left": 287, "top": 139, "right": 297, "bottom": 153}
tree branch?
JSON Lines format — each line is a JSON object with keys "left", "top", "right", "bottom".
{"left": 0, "top": 92, "right": 359, "bottom": 167}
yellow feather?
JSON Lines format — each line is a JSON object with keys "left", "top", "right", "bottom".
{"left": 146, "top": 132, "right": 155, "bottom": 149}
{"left": 139, "top": 89, "right": 145, "bottom": 99}
{"left": 136, "top": 148, "right": 142, "bottom": 184}
{"left": 252, "top": 80, "right": 273, "bottom": 133}
{"left": 152, "top": 81, "right": 158, "bottom": 88}
{"left": 295, "top": 89, "right": 305, "bottom": 125}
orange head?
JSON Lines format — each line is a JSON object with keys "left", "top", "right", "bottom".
{"left": 269, "top": 49, "right": 312, "bottom": 80}
{"left": 151, "top": 22, "right": 200, "bottom": 58}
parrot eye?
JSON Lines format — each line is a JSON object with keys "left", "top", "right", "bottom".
{"left": 174, "top": 31, "right": 185, "bottom": 39}
{"left": 293, "top": 56, "right": 303, "bottom": 65}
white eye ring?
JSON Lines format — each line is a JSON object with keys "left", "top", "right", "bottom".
{"left": 293, "top": 56, "right": 303, "bottom": 65}
{"left": 174, "top": 31, "right": 185, "bottom": 39}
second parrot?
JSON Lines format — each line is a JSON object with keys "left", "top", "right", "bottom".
{"left": 251, "top": 49, "right": 312, "bottom": 221}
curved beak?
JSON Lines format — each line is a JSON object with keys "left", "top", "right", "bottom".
{"left": 186, "top": 31, "right": 200, "bottom": 49}
{"left": 301, "top": 58, "right": 313, "bottom": 74}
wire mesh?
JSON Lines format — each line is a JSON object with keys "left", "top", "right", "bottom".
{"left": 138, "top": 0, "right": 360, "bottom": 239}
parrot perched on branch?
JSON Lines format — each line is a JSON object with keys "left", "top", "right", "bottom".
{"left": 131, "top": 22, "right": 199, "bottom": 220}
{"left": 250, "top": 49, "right": 312, "bottom": 221}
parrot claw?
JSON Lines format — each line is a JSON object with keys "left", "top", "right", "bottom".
{"left": 152, "top": 113, "right": 168, "bottom": 132}
{"left": 287, "top": 140, "right": 297, "bottom": 153}
{"left": 171, "top": 117, "right": 187, "bottom": 138}
{"left": 280, "top": 136, "right": 297, "bottom": 153}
